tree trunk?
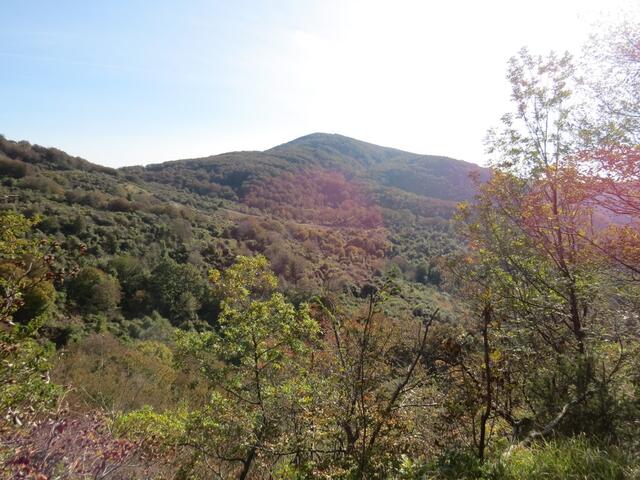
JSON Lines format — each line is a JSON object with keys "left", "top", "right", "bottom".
{"left": 238, "top": 446, "right": 256, "bottom": 480}
{"left": 478, "top": 303, "right": 493, "bottom": 461}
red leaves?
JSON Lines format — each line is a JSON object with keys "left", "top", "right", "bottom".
{"left": 574, "top": 145, "right": 640, "bottom": 274}
{"left": 467, "top": 155, "right": 639, "bottom": 277}
{"left": 2, "top": 413, "right": 159, "bottom": 479}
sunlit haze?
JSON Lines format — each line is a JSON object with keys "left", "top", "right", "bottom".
{"left": 0, "top": 0, "right": 634, "bottom": 167}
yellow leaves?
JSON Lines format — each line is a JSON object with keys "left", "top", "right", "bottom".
{"left": 489, "top": 349, "right": 502, "bottom": 363}
{"left": 454, "top": 201, "right": 470, "bottom": 221}
{"left": 115, "top": 405, "right": 187, "bottom": 446}
{"left": 211, "top": 255, "right": 278, "bottom": 303}
{"left": 208, "top": 268, "right": 221, "bottom": 284}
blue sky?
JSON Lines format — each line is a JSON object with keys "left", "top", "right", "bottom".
{"left": 0, "top": 0, "right": 634, "bottom": 167}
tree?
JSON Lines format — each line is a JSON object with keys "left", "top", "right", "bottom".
{"left": 576, "top": 21, "right": 640, "bottom": 278}
{"left": 453, "top": 47, "right": 632, "bottom": 449}
{"left": 582, "top": 18, "right": 640, "bottom": 144}
{"left": 131, "top": 256, "right": 320, "bottom": 479}
{"left": 68, "top": 266, "right": 122, "bottom": 314}
{"left": 0, "top": 212, "right": 62, "bottom": 423}
{"left": 108, "top": 255, "right": 149, "bottom": 317}
{"left": 0, "top": 154, "right": 30, "bottom": 178}
{"left": 311, "top": 281, "right": 438, "bottom": 477}
{"left": 148, "top": 257, "right": 211, "bottom": 328}
{"left": 577, "top": 144, "right": 640, "bottom": 278}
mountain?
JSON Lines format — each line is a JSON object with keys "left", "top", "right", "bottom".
{"left": 0, "top": 133, "right": 488, "bottom": 313}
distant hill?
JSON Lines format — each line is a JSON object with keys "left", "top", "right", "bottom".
{"left": 131, "top": 132, "right": 487, "bottom": 203}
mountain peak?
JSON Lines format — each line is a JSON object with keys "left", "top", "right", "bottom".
{"left": 268, "top": 133, "right": 420, "bottom": 169}
{"left": 273, "top": 132, "right": 405, "bottom": 154}
{"left": 282, "top": 132, "right": 346, "bottom": 144}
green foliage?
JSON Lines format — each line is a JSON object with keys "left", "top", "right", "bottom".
{"left": 0, "top": 130, "right": 472, "bottom": 336}
{"left": 398, "top": 450, "right": 489, "bottom": 480}
{"left": 13, "top": 279, "right": 56, "bottom": 323}
{"left": 107, "top": 255, "right": 150, "bottom": 317}
{"left": 0, "top": 335, "right": 60, "bottom": 420}
{"left": 125, "top": 311, "right": 175, "bottom": 341}
{"left": 498, "top": 438, "right": 635, "bottom": 480}
{"left": 19, "top": 175, "right": 65, "bottom": 195}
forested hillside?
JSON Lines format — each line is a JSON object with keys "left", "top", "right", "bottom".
{"left": 0, "top": 131, "right": 482, "bottom": 333}
{"left": 1, "top": 19, "right": 639, "bottom": 480}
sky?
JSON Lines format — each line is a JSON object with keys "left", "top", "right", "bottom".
{"left": 0, "top": 0, "right": 635, "bottom": 167}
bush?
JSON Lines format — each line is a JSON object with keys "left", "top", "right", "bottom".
{"left": 37, "top": 216, "right": 61, "bottom": 233}
{"left": 62, "top": 215, "right": 87, "bottom": 235}
{"left": 400, "top": 450, "right": 489, "bottom": 480}
{"left": 64, "top": 189, "right": 108, "bottom": 208}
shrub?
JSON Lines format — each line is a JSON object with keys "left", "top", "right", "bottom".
{"left": 13, "top": 280, "right": 56, "bottom": 323}
{"left": 403, "top": 439, "right": 639, "bottom": 480}
{"left": 19, "top": 175, "right": 64, "bottom": 195}
{"left": 53, "top": 333, "right": 177, "bottom": 412}
{"left": 2, "top": 413, "right": 160, "bottom": 479}
{"left": 0, "top": 154, "right": 30, "bottom": 178}
{"left": 62, "top": 215, "right": 87, "bottom": 235}
{"left": 499, "top": 438, "right": 635, "bottom": 480}
{"left": 108, "top": 197, "right": 134, "bottom": 212}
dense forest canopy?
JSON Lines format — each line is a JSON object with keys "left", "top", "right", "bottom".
{"left": 1, "top": 19, "right": 639, "bottom": 480}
